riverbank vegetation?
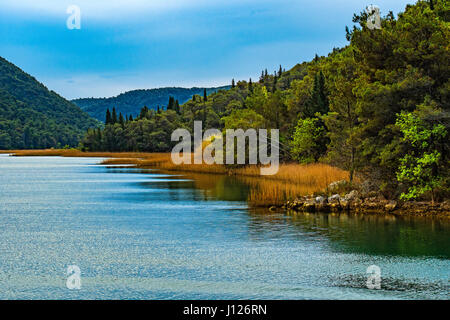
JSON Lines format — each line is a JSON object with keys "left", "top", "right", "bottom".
{"left": 78, "top": 1, "right": 449, "bottom": 204}
{"left": 1, "top": 149, "right": 349, "bottom": 206}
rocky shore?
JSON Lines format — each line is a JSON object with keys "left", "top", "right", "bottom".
{"left": 281, "top": 189, "right": 450, "bottom": 218}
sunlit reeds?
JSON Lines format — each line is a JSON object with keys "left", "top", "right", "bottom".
{"left": 1, "top": 149, "right": 349, "bottom": 207}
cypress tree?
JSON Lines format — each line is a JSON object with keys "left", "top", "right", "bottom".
{"left": 129, "top": 115, "right": 133, "bottom": 121}
{"left": 248, "top": 78, "right": 253, "bottom": 93}
{"left": 305, "top": 71, "right": 329, "bottom": 117}
{"left": 278, "top": 65, "right": 283, "bottom": 77}
{"left": 175, "top": 99, "right": 180, "bottom": 114}
{"left": 119, "top": 113, "right": 125, "bottom": 127}
{"left": 139, "top": 106, "right": 148, "bottom": 119}
{"left": 203, "top": 89, "right": 207, "bottom": 102}
{"left": 231, "top": 79, "right": 235, "bottom": 88}
{"left": 112, "top": 107, "right": 118, "bottom": 124}
{"left": 167, "top": 96, "right": 175, "bottom": 110}
{"left": 105, "top": 108, "right": 112, "bottom": 125}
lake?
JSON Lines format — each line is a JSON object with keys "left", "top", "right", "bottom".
{"left": 0, "top": 155, "right": 448, "bottom": 299}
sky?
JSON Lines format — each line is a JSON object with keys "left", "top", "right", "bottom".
{"left": 0, "top": 0, "right": 414, "bottom": 99}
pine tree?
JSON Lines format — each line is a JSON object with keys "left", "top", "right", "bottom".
{"left": 167, "top": 96, "right": 175, "bottom": 110}
{"left": 105, "top": 108, "right": 112, "bottom": 125}
{"left": 305, "top": 71, "right": 329, "bottom": 117}
{"left": 139, "top": 106, "right": 149, "bottom": 119}
{"left": 119, "top": 113, "right": 125, "bottom": 127}
{"left": 112, "top": 107, "right": 118, "bottom": 124}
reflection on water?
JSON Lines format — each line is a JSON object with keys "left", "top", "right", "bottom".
{"left": 0, "top": 155, "right": 448, "bottom": 300}
{"left": 285, "top": 211, "right": 450, "bottom": 258}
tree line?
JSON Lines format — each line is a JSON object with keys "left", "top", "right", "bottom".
{"left": 81, "top": 0, "right": 449, "bottom": 201}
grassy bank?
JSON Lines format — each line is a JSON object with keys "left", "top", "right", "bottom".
{"left": 0, "top": 149, "right": 349, "bottom": 206}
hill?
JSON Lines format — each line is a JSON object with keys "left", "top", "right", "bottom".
{"left": 0, "top": 56, "right": 100, "bottom": 149}
{"left": 72, "top": 86, "right": 231, "bottom": 121}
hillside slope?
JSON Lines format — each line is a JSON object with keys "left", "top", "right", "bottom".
{"left": 0, "top": 57, "right": 100, "bottom": 149}
{"left": 73, "top": 86, "right": 230, "bottom": 121}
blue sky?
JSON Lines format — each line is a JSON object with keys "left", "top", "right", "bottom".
{"left": 0, "top": 0, "right": 413, "bottom": 99}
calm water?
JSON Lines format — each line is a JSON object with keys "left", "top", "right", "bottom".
{"left": 0, "top": 155, "right": 448, "bottom": 300}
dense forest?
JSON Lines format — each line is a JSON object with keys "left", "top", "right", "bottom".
{"left": 0, "top": 57, "right": 100, "bottom": 149}
{"left": 81, "top": 0, "right": 449, "bottom": 201}
{"left": 73, "top": 86, "right": 230, "bottom": 121}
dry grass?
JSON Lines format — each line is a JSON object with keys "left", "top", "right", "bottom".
{"left": 237, "top": 164, "right": 349, "bottom": 207}
{"left": 1, "top": 149, "right": 349, "bottom": 207}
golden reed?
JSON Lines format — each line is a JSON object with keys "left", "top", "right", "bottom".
{"left": 1, "top": 149, "right": 349, "bottom": 206}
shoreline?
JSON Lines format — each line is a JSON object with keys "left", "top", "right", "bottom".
{"left": 281, "top": 195, "right": 450, "bottom": 219}
{"left": 1, "top": 149, "right": 448, "bottom": 218}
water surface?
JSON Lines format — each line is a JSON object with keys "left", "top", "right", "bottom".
{"left": 0, "top": 155, "right": 448, "bottom": 299}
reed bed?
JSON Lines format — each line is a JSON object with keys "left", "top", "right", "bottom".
{"left": 1, "top": 149, "right": 349, "bottom": 207}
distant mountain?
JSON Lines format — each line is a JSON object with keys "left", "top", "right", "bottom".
{"left": 0, "top": 56, "right": 100, "bottom": 149}
{"left": 72, "top": 86, "right": 231, "bottom": 121}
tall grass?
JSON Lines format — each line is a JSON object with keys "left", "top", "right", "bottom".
{"left": 2, "top": 149, "right": 349, "bottom": 207}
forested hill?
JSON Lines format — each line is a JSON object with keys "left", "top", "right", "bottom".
{"left": 0, "top": 56, "right": 100, "bottom": 149}
{"left": 82, "top": 0, "right": 449, "bottom": 202}
{"left": 72, "top": 86, "right": 231, "bottom": 121}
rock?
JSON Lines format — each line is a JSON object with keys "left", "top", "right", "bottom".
{"left": 329, "top": 202, "right": 342, "bottom": 212}
{"left": 344, "top": 190, "right": 361, "bottom": 201}
{"left": 340, "top": 199, "right": 349, "bottom": 209}
{"left": 328, "top": 194, "right": 341, "bottom": 203}
{"left": 359, "top": 180, "right": 379, "bottom": 195}
{"left": 385, "top": 201, "right": 397, "bottom": 212}
{"left": 303, "top": 199, "right": 316, "bottom": 212}
{"left": 315, "top": 196, "right": 326, "bottom": 204}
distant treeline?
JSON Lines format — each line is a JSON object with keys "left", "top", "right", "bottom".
{"left": 81, "top": 0, "right": 449, "bottom": 201}
{"left": 72, "top": 86, "right": 230, "bottom": 121}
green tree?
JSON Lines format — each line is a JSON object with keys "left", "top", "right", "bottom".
{"left": 119, "top": 113, "right": 125, "bottom": 127}
{"left": 395, "top": 107, "right": 448, "bottom": 202}
{"left": 111, "top": 107, "right": 118, "bottom": 124}
{"left": 305, "top": 71, "right": 329, "bottom": 117}
{"left": 323, "top": 48, "right": 361, "bottom": 182}
{"left": 105, "top": 108, "right": 112, "bottom": 125}
{"left": 291, "top": 118, "right": 327, "bottom": 164}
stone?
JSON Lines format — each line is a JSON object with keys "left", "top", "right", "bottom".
{"left": 344, "top": 190, "right": 361, "bottom": 201}
{"left": 385, "top": 201, "right": 397, "bottom": 212}
{"left": 303, "top": 199, "right": 316, "bottom": 212}
{"left": 315, "top": 196, "right": 326, "bottom": 204}
{"left": 328, "top": 194, "right": 340, "bottom": 203}
{"left": 340, "top": 199, "right": 349, "bottom": 209}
